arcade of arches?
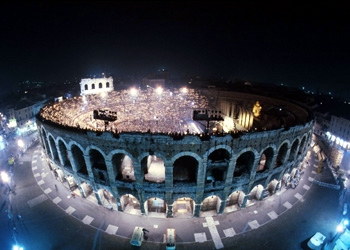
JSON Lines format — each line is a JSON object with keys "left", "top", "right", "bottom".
{"left": 41, "top": 127, "right": 311, "bottom": 218}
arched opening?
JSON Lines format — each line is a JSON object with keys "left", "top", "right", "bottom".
{"left": 257, "top": 147, "right": 273, "bottom": 172}
{"left": 172, "top": 197, "right": 194, "bottom": 218}
{"left": 97, "top": 189, "right": 117, "bottom": 210}
{"left": 90, "top": 149, "right": 108, "bottom": 185}
{"left": 246, "top": 184, "right": 264, "bottom": 207}
{"left": 120, "top": 194, "right": 141, "bottom": 215}
{"left": 113, "top": 154, "right": 135, "bottom": 182}
{"left": 173, "top": 156, "right": 198, "bottom": 184}
{"left": 289, "top": 139, "right": 299, "bottom": 161}
{"left": 234, "top": 151, "right": 254, "bottom": 178}
{"left": 58, "top": 139, "right": 72, "bottom": 169}
{"left": 199, "top": 195, "right": 221, "bottom": 217}
{"left": 80, "top": 182, "right": 97, "bottom": 203}
{"left": 142, "top": 155, "right": 165, "bottom": 183}
{"left": 65, "top": 175, "right": 78, "bottom": 191}
{"left": 266, "top": 179, "right": 280, "bottom": 195}
{"left": 224, "top": 191, "right": 245, "bottom": 213}
{"left": 72, "top": 144, "right": 88, "bottom": 176}
{"left": 299, "top": 136, "right": 307, "bottom": 155}
{"left": 145, "top": 197, "right": 167, "bottom": 218}
{"left": 48, "top": 136, "right": 59, "bottom": 161}
{"left": 275, "top": 143, "right": 288, "bottom": 168}
{"left": 54, "top": 168, "right": 65, "bottom": 182}
{"left": 206, "top": 148, "right": 230, "bottom": 184}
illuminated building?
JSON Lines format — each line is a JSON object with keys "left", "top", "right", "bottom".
{"left": 36, "top": 80, "right": 313, "bottom": 218}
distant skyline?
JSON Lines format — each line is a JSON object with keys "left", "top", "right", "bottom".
{"left": 1, "top": 1, "right": 350, "bottom": 98}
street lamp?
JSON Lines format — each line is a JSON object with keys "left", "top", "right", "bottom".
{"left": 1, "top": 171, "right": 11, "bottom": 190}
{"left": 331, "top": 222, "right": 346, "bottom": 242}
{"left": 1, "top": 171, "right": 10, "bottom": 183}
{"left": 17, "top": 139, "right": 24, "bottom": 148}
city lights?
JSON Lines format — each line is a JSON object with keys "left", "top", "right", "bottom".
{"left": 1, "top": 171, "right": 10, "bottom": 183}
{"left": 12, "top": 245, "right": 24, "bottom": 250}
{"left": 17, "top": 139, "right": 24, "bottom": 148}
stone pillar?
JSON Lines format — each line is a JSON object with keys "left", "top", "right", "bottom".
{"left": 164, "top": 160, "right": 173, "bottom": 218}
{"left": 94, "top": 190, "right": 102, "bottom": 205}
{"left": 240, "top": 195, "right": 249, "bottom": 208}
{"left": 218, "top": 200, "right": 227, "bottom": 214}
{"left": 56, "top": 146, "right": 64, "bottom": 167}
{"left": 134, "top": 183, "right": 146, "bottom": 214}
{"left": 76, "top": 179, "right": 86, "bottom": 198}
{"left": 194, "top": 203, "right": 201, "bottom": 217}
{"left": 110, "top": 186, "right": 122, "bottom": 211}
{"left": 167, "top": 204, "right": 173, "bottom": 218}
{"left": 105, "top": 158, "right": 115, "bottom": 185}
{"left": 67, "top": 149, "right": 78, "bottom": 172}
{"left": 83, "top": 153, "right": 94, "bottom": 181}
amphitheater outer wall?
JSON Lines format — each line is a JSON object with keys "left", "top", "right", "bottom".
{"left": 36, "top": 115, "right": 314, "bottom": 217}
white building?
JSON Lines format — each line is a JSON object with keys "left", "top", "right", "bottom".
{"left": 80, "top": 76, "right": 114, "bottom": 96}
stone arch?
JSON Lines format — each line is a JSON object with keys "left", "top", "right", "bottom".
{"left": 112, "top": 153, "right": 136, "bottom": 182}
{"left": 225, "top": 190, "right": 245, "bottom": 212}
{"left": 246, "top": 184, "right": 264, "bottom": 206}
{"left": 57, "top": 137, "right": 72, "bottom": 169}
{"left": 275, "top": 141, "right": 290, "bottom": 168}
{"left": 257, "top": 146, "right": 275, "bottom": 172}
{"left": 88, "top": 147, "right": 109, "bottom": 185}
{"left": 108, "top": 149, "right": 137, "bottom": 181}
{"left": 144, "top": 197, "right": 167, "bottom": 218}
{"left": 172, "top": 152, "right": 200, "bottom": 184}
{"left": 48, "top": 135, "right": 59, "bottom": 161}
{"left": 172, "top": 197, "right": 195, "bottom": 218}
{"left": 267, "top": 179, "right": 280, "bottom": 194}
{"left": 298, "top": 135, "right": 307, "bottom": 155}
{"left": 203, "top": 144, "right": 233, "bottom": 159}
{"left": 97, "top": 188, "right": 117, "bottom": 210}
{"left": 206, "top": 147, "right": 231, "bottom": 184}
{"left": 139, "top": 151, "right": 166, "bottom": 183}
{"left": 65, "top": 174, "right": 78, "bottom": 191}
{"left": 199, "top": 195, "right": 221, "bottom": 217}
{"left": 80, "top": 181, "right": 96, "bottom": 201}
{"left": 289, "top": 138, "right": 299, "bottom": 161}
{"left": 120, "top": 194, "right": 141, "bottom": 215}
{"left": 173, "top": 156, "right": 198, "bottom": 183}
{"left": 70, "top": 143, "right": 88, "bottom": 176}
{"left": 234, "top": 148, "right": 258, "bottom": 178}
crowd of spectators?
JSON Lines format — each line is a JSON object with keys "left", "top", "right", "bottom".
{"left": 39, "top": 87, "right": 211, "bottom": 134}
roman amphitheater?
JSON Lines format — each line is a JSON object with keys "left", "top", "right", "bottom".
{"left": 36, "top": 76, "right": 314, "bottom": 218}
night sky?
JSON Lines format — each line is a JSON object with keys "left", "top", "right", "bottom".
{"left": 1, "top": 1, "right": 350, "bottom": 98}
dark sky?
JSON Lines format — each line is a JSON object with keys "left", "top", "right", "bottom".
{"left": 1, "top": 1, "right": 350, "bottom": 98}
